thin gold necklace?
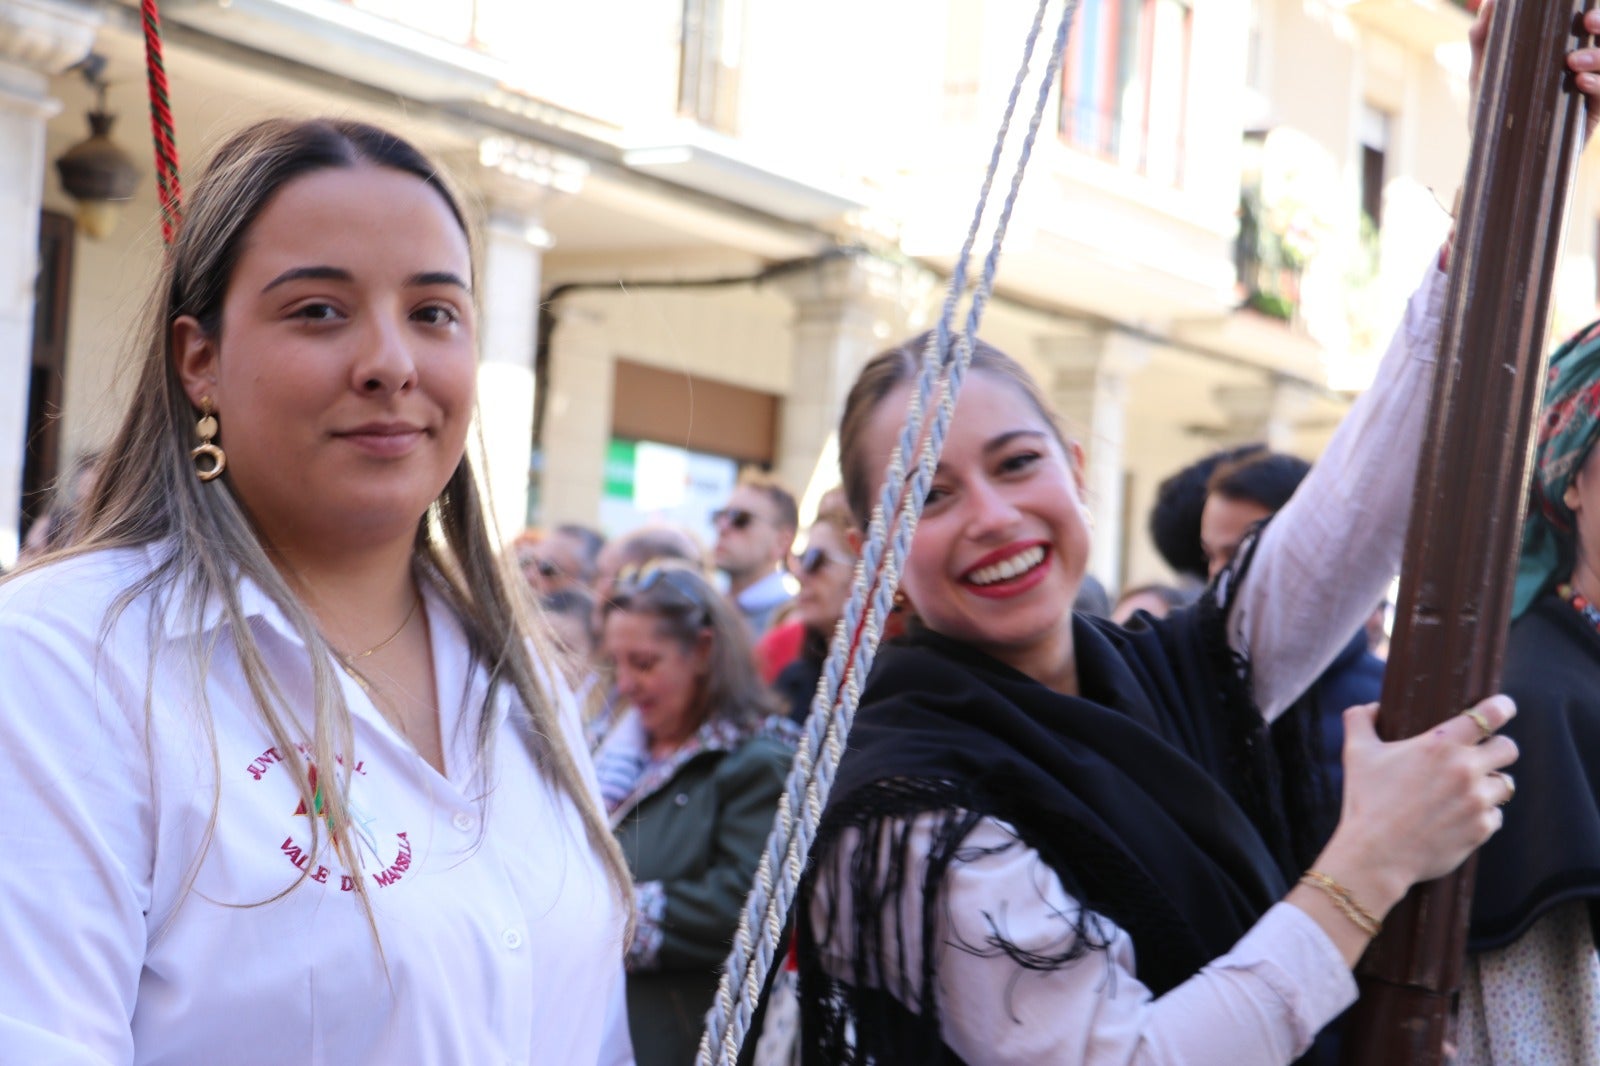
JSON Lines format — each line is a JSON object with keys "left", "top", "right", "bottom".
{"left": 342, "top": 593, "right": 421, "bottom": 664}
{"left": 339, "top": 661, "right": 420, "bottom": 747}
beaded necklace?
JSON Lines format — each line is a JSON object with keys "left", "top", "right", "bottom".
{"left": 1557, "top": 582, "right": 1600, "bottom": 633}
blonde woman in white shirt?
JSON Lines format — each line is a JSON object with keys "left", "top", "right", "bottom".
{"left": 0, "top": 119, "right": 632, "bottom": 1064}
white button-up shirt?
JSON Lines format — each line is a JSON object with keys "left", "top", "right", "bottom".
{"left": 0, "top": 546, "right": 633, "bottom": 1065}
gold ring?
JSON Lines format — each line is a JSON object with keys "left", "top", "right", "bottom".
{"left": 1494, "top": 771, "right": 1515, "bottom": 806}
{"left": 1465, "top": 708, "right": 1494, "bottom": 742}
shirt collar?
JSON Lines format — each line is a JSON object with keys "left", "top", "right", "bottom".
{"left": 737, "top": 569, "right": 793, "bottom": 612}
{"left": 149, "top": 541, "right": 303, "bottom": 648}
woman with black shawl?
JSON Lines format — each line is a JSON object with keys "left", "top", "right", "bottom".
{"left": 791, "top": 15, "right": 1600, "bottom": 1061}
{"left": 796, "top": 313, "right": 1509, "bottom": 1065}
{"left": 1456, "top": 322, "right": 1600, "bottom": 1063}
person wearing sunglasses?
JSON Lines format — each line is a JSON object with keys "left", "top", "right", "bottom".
{"left": 593, "top": 560, "right": 798, "bottom": 1065}
{"left": 768, "top": 489, "right": 858, "bottom": 724}
{"left": 591, "top": 525, "right": 707, "bottom": 638}
{"left": 710, "top": 476, "right": 799, "bottom": 639}
{"left": 519, "top": 523, "right": 605, "bottom": 598}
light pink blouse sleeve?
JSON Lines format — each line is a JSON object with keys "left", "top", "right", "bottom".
{"left": 1229, "top": 264, "right": 1450, "bottom": 721}
{"left": 812, "top": 814, "right": 1355, "bottom": 1065}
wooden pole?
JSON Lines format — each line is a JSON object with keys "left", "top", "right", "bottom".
{"left": 1340, "top": 2, "right": 1590, "bottom": 1062}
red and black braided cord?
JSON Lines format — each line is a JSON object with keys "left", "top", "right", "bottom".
{"left": 141, "top": 0, "right": 182, "bottom": 243}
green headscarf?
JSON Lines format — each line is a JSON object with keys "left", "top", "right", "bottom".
{"left": 1513, "top": 320, "right": 1600, "bottom": 618}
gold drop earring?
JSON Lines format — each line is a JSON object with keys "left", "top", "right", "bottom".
{"left": 192, "top": 398, "right": 226, "bottom": 482}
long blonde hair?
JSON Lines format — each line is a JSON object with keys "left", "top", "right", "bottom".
{"left": 49, "top": 118, "right": 632, "bottom": 937}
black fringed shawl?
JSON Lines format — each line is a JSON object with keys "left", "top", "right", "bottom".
{"left": 797, "top": 572, "right": 1309, "bottom": 1064}
{"left": 1469, "top": 592, "right": 1600, "bottom": 952}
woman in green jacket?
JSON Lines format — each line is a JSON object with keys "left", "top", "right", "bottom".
{"left": 594, "top": 560, "right": 797, "bottom": 1065}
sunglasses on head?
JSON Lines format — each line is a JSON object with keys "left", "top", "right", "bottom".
{"left": 793, "top": 546, "right": 854, "bottom": 577}
{"left": 612, "top": 561, "right": 712, "bottom": 621}
{"left": 711, "top": 507, "right": 757, "bottom": 531}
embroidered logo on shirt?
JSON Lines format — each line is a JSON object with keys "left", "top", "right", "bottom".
{"left": 291, "top": 763, "right": 331, "bottom": 823}
{"left": 246, "top": 744, "right": 412, "bottom": 892}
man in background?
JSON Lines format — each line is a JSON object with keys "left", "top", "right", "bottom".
{"left": 1147, "top": 442, "right": 1266, "bottom": 592}
{"left": 1202, "top": 450, "right": 1386, "bottom": 861}
{"left": 524, "top": 523, "right": 605, "bottom": 597}
{"left": 712, "top": 475, "right": 798, "bottom": 638}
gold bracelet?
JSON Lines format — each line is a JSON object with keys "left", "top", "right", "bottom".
{"left": 1299, "top": 871, "right": 1382, "bottom": 938}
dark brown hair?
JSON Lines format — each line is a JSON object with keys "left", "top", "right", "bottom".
{"left": 1206, "top": 451, "right": 1310, "bottom": 514}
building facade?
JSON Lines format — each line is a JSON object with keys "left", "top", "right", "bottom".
{"left": 5, "top": 0, "right": 1598, "bottom": 595}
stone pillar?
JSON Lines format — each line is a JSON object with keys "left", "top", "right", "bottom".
{"left": 467, "top": 138, "right": 586, "bottom": 535}
{"left": 473, "top": 212, "right": 549, "bottom": 542}
{"left": 1211, "top": 384, "right": 1272, "bottom": 449}
{"left": 1041, "top": 327, "right": 1150, "bottom": 594}
{"left": 539, "top": 300, "right": 613, "bottom": 527}
{"left": 1212, "top": 377, "right": 1317, "bottom": 452}
{"left": 771, "top": 255, "right": 912, "bottom": 516}
{"left": 1267, "top": 380, "right": 1320, "bottom": 452}
{"left": 0, "top": 0, "right": 99, "bottom": 564}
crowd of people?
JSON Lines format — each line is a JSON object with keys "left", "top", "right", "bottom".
{"left": 5, "top": 5, "right": 1600, "bottom": 1064}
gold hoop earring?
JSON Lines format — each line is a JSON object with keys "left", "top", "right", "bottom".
{"left": 892, "top": 588, "right": 909, "bottom": 611}
{"left": 192, "top": 399, "right": 226, "bottom": 482}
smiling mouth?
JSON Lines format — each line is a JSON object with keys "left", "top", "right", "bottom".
{"left": 965, "top": 545, "right": 1048, "bottom": 587}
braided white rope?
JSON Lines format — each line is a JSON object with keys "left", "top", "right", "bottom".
{"left": 695, "top": 2, "right": 1082, "bottom": 1062}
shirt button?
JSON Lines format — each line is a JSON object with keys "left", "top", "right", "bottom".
{"left": 503, "top": 928, "right": 523, "bottom": 950}
{"left": 452, "top": 812, "right": 475, "bottom": 832}
{"left": 674, "top": 793, "right": 690, "bottom": 807}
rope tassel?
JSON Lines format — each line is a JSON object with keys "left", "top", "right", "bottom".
{"left": 695, "top": 1, "right": 1083, "bottom": 1061}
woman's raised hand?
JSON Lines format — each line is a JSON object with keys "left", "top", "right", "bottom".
{"left": 1292, "top": 696, "right": 1517, "bottom": 963}
{"left": 1571, "top": 7, "right": 1600, "bottom": 145}
{"left": 1470, "top": 0, "right": 1600, "bottom": 144}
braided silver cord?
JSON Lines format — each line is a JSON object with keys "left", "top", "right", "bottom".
{"left": 697, "top": 3, "right": 1081, "bottom": 1061}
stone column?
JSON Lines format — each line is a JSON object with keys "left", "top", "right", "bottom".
{"left": 0, "top": 0, "right": 99, "bottom": 564}
{"left": 1211, "top": 384, "right": 1272, "bottom": 449}
{"left": 539, "top": 300, "right": 614, "bottom": 527}
{"left": 473, "top": 212, "right": 550, "bottom": 541}
{"left": 771, "top": 254, "right": 913, "bottom": 516}
{"left": 1266, "top": 379, "right": 1320, "bottom": 452}
{"left": 467, "top": 138, "right": 586, "bottom": 536}
{"left": 1212, "top": 377, "right": 1318, "bottom": 452}
{"left": 1041, "top": 327, "right": 1150, "bottom": 594}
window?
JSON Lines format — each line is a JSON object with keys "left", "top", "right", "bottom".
{"left": 1359, "top": 104, "right": 1391, "bottom": 230}
{"left": 1059, "top": 0, "right": 1193, "bottom": 186}
{"left": 943, "top": 0, "right": 985, "bottom": 125}
{"left": 22, "top": 211, "right": 74, "bottom": 537}
{"left": 604, "top": 359, "right": 776, "bottom": 543}
{"left": 678, "top": 0, "right": 744, "bottom": 134}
